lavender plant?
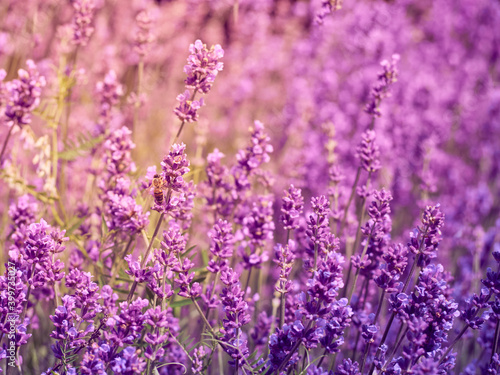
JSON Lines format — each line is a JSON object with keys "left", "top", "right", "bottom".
{"left": 0, "top": 1, "right": 499, "bottom": 374}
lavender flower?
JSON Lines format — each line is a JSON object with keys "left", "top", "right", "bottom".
{"left": 184, "top": 39, "right": 224, "bottom": 94}
{"left": 101, "top": 126, "right": 135, "bottom": 179}
{"left": 104, "top": 189, "right": 149, "bottom": 235}
{"left": 335, "top": 359, "right": 361, "bottom": 375}
{"left": 111, "top": 347, "right": 146, "bottom": 374}
{"left": 79, "top": 343, "right": 108, "bottom": 374}
{"left": 4, "top": 60, "right": 46, "bottom": 127}
{"left": 219, "top": 268, "right": 250, "bottom": 367}
{"left": 356, "top": 130, "right": 381, "bottom": 174}
{"left": 319, "top": 298, "right": 353, "bottom": 354}
{"left": 72, "top": 0, "right": 95, "bottom": 47}
{"left": 275, "top": 242, "right": 295, "bottom": 295}
{"left": 8, "top": 195, "right": 37, "bottom": 229}
{"left": 365, "top": 54, "right": 400, "bottom": 118}
{"left": 235, "top": 120, "right": 273, "bottom": 175}
{"left": 207, "top": 219, "right": 234, "bottom": 273}
{"left": 241, "top": 195, "right": 274, "bottom": 251}
{"left": 133, "top": 10, "right": 154, "bottom": 58}
{"left": 281, "top": 184, "right": 304, "bottom": 231}
{"left": 151, "top": 143, "right": 190, "bottom": 213}
{"left": 65, "top": 269, "right": 101, "bottom": 322}
{"left": 192, "top": 346, "right": 208, "bottom": 374}
{"left": 375, "top": 243, "right": 409, "bottom": 293}
{"left": 125, "top": 255, "right": 157, "bottom": 285}
{"left": 174, "top": 90, "right": 204, "bottom": 123}
{"left": 173, "top": 39, "right": 223, "bottom": 123}
{"left": 174, "top": 257, "right": 202, "bottom": 299}
{"left": 316, "top": 0, "right": 343, "bottom": 25}
{"left": 408, "top": 204, "right": 445, "bottom": 267}
{"left": 95, "top": 70, "right": 124, "bottom": 131}
{"left": 105, "top": 298, "right": 149, "bottom": 349}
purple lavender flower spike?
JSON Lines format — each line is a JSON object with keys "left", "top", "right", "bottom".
{"left": 207, "top": 219, "right": 234, "bottom": 273}
{"left": 4, "top": 60, "right": 46, "bottom": 128}
{"left": 356, "top": 130, "right": 381, "bottom": 174}
{"left": 174, "top": 90, "right": 204, "bottom": 123}
{"left": 219, "top": 268, "right": 251, "bottom": 367}
{"left": 281, "top": 185, "right": 304, "bottom": 231}
{"left": 184, "top": 39, "right": 224, "bottom": 94}
{"left": 365, "top": 54, "right": 400, "bottom": 118}
{"left": 236, "top": 120, "right": 274, "bottom": 174}
{"left": 173, "top": 39, "right": 223, "bottom": 123}
{"left": 111, "top": 346, "right": 146, "bottom": 374}
{"left": 72, "top": 0, "right": 95, "bottom": 47}
{"left": 95, "top": 70, "right": 124, "bottom": 131}
{"left": 133, "top": 10, "right": 154, "bottom": 58}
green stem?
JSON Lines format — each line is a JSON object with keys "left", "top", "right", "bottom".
{"left": 403, "top": 227, "right": 428, "bottom": 294}
{"left": 374, "top": 289, "right": 386, "bottom": 324}
{"left": 173, "top": 91, "right": 197, "bottom": 144}
{"left": 276, "top": 322, "right": 313, "bottom": 373}
{"left": 359, "top": 341, "right": 371, "bottom": 373}
{"left": 191, "top": 297, "right": 252, "bottom": 374}
{"left": 438, "top": 325, "right": 468, "bottom": 365}
{"left": 127, "top": 212, "right": 164, "bottom": 303}
{"left": 340, "top": 167, "right": 361, "bottom": 232}
{"left": 347, "top": 230, "right": 373, "bottom": 304}
{"left": 204, "top": 271, "right": 220, "bottom": 318}
{"left": 133, "top": 59, "right": 144, "bottom": 136}
{"left": 279, "top": 292, "right": 286, "bottom": 330}
{"left": 109, "top": 236, "right": 134, "bottom": 286}
{"left": 0, "top": 126, "right": 14, "bottom": 164}
{"left": 380, "top": 325, "right": 407, "bottom": 373}
{"left": 243, "top": 267, "right": 252, "bottom": 298}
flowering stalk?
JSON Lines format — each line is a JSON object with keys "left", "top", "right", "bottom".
{"left": 127, "top": 212, "right": 164, "bottom": 303}
{"left": 173, "top": 39, "right": 224, "bottom": 142}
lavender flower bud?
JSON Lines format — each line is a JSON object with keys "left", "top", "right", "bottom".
{"left": 356, "top": 130, "right": 381, "bottom": 173}
{"left": 335, "top": 358, "right": 361, "bottom": 375}
{"left": 365, "top": 54, "right": 400, "bottom": 118}
{"left": 72, "top": 0, "right": 95, "bottom": 47}
{"left": 184, "top": 39, "right": 224, "bottom": 94}
{"left": 281, "top": 184, "right": 304, "bottom": 231}
{"left": 5, "top": 60, "right": 46, "bottom": 127}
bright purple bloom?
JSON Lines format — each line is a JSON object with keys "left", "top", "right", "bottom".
{"left": 281, "top": 185, "right": 304, "bottom": 231}
{"left": 275, "top": 242, "right": 295, "bottom": 295}
{"left": 207, "top": 219, "right": 234, "bottom": 273}
{"left": 235, "top": 120, "right": 273, "bottom": 175}
{"left": 184, "top": 39, "right": 224, "bottom": 94}
{"left": 365, "top": 54, "right": 400, "bottom": 118}
{"left": 4, "top": 60, "right": 46, "bottom": 127}
{"left": 173, "top": 90, "right": 204, "bottom": 123}
{"left": 356, "top": 130, "right": 381, "bottom": 173}
{"left": 219, "top": 268, "right": 250, "bottom": 367}
{"left": 110, "top": 346, "right": 146, "bottom": 374}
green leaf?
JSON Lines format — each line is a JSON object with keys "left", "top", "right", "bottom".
{"left": 101, "top": 213, "right": 108, "bottom": 237}
{"left": 66, "top": 217, "right": 87, "bottom": 236}
{"left": 169, "top": 298, "right": 195, "bottom": 308}
{"left": 59, "top": 132, "right": 104, "bottom": 161}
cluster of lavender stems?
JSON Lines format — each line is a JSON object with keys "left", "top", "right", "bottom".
{"left": 0, "top": 1, "right": 499, "bottom": 375}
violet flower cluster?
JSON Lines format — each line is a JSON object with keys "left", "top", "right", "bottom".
{"left": 0, "top": 1, "right": 499, "bottom": 374}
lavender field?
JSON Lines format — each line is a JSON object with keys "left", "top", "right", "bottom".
{"left": 0, "top": 0, "right": 499, "bottom": 374}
